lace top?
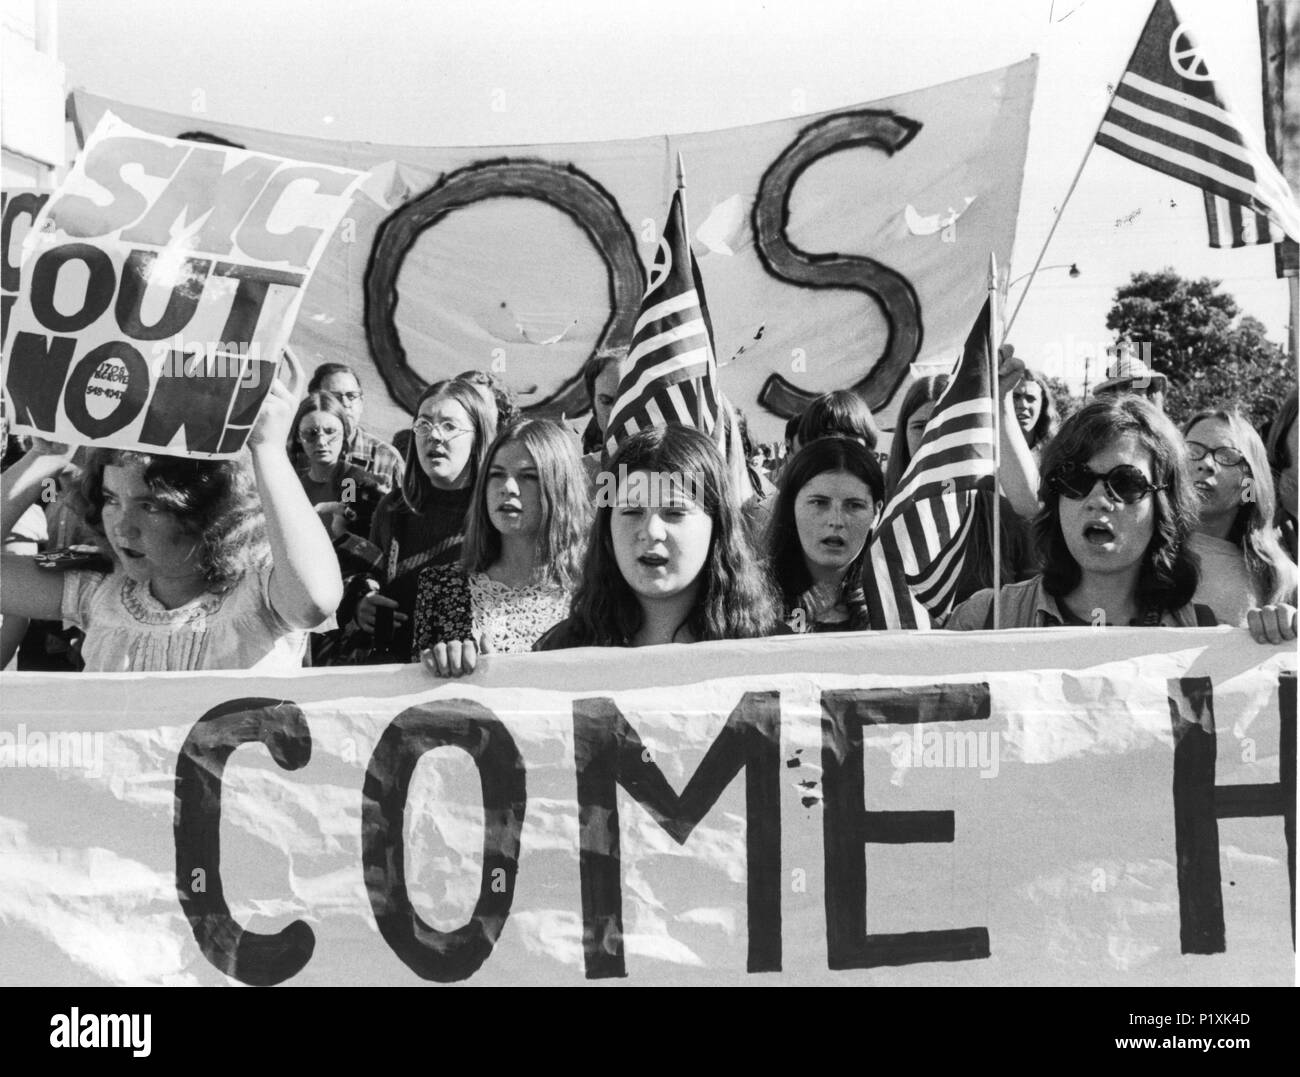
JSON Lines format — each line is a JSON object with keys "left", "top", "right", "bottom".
{"left": 60, "top": 558, "right": 327, "bottom": 672}
{"left": 412, "top": 564, "right": 570, "bottom": 657}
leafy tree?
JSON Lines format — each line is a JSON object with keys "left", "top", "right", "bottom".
{"left": 1042, "top": 374, "right": 1080, "bottom": 423}
{"left": 1105, "top": 268, "right": 1294, "bottom": 428}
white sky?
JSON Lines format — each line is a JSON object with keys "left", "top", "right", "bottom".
{"left": 49, "top": 0, "right": 1297, "bottom": 395}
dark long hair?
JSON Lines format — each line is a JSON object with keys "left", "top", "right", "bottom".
{"left": 885, "top": 375, "right": 948, "bottom": 499}
{"left": 562, "top": 425, "right": 780, "bottom": 645}
{"left": 1036, "top": 397, "right": 1200, "bottom": 614}
{"left": 1018, "top": 367, "right": 1059, "bottom": 451}
{"left": 765, "top": 437, "right": 884, "bottom": 625}
{"left": 73, "top": 450, "right": 266, "bottom": 590}
{"left": 797, "top": 390, "right": 881, "bottom": 451}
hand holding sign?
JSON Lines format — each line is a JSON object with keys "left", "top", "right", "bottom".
{"left": 1, "top": 114, "right": 365, "bottom": 460}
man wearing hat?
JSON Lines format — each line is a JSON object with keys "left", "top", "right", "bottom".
{"left": 1093, "top": 343, "right": 1167, "bottom": 412}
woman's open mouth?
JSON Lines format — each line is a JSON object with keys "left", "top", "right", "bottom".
{"left": 638, "top": 552, "right": 669, "bottom": 568}
{"left": 820, "top": 536, "right": 846, "bottom": 550}
{"left": 1082, "top": 522, "right": 1116, "bottom": 546}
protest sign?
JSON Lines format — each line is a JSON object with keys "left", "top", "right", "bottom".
{"left": 0, "top": 627, "right": 1292, "bottom": 986}
{"left": 1, "top": 114, "right": 366, "bottom": 458}
{"left": 69, "top": 58, "right": 1037, "bottom": 442}
{"left": 2, "top": 189, "right": 50, "bottom": 347}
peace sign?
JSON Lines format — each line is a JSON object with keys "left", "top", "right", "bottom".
{"left": 1169, "top": 25, "right": 1213, "bottom": 81}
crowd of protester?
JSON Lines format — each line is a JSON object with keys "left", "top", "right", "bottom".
{"left": 2, "top": 346, "right": 1297, "bottom": 674}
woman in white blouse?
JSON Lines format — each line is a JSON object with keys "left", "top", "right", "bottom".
{"left": 416, "top": 418, "right": 590, "bottom": 675}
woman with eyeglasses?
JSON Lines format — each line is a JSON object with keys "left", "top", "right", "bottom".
{"left": 290, "top": 392, "right": 384, "bottom": 553}
{"left": 418, "top": 419, "right": 590, "bottom": 675}
{"left": 340, "top": 379, "right": 497, "bottom": 663}
{"left": 1181, "top": 409, "right": 1296, "bottom": 627}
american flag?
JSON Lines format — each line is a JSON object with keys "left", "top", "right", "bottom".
{"left": 1095, "top": 0, "right": 1300, "bottom": 247}
{"left": 604, "top": 185, "right": 720, "bottom": 456}
{"left": 864, "top": 299, "right": 998, "bottom": 629}
{"left": 1202, "top": 191, "right": 1274, "bottom": 248}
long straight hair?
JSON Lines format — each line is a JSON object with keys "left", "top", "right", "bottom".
{"left": 461, "top": 419, "right": 591, "bottom": 591}
{"left": 565, "top": 425, "right": 780, "bottom": 644}
{"left": 1183, "top": 408, "right": 1297, "bottom": 606}
{"left": 400, "top": 379, "right": 497, "bottom": 514}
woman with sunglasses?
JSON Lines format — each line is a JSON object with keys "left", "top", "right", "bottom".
{"left": 341, "top": 379, "right": 496, "bottom": 663}
{"left": 418, "top": 419, "right": 590, "bottom": 675}
{"left": 945, "top": 397, "right": 1297, "bottom": 643}
{"left": 943, "top": 396, "right": 1209, "bottom": 630}
{"left": 1181, "top": 409, "right": 1296, "bottom": 626}
{"left": 535, "top": 424, "right": 782, "bottom": 649}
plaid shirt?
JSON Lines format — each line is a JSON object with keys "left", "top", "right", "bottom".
{"left": 344, "top": 427, "right": 404, "bottom": 492}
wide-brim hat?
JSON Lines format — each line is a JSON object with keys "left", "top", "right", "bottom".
{"left": 1093, "top": 351, "right": 1167, "bottom": 396}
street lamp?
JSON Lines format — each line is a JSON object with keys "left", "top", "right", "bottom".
{"left": 1007, "top": 262, "right": 1080, "bottom": 291}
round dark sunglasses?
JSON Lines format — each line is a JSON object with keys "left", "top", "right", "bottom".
{"left": 1185, "top": 441, "right": 1249, "bottom": 469}
{"left": 1048, "top": 462, "right": 1165, "bottom": 504}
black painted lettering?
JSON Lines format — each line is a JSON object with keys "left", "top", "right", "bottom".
{"left": 211, "top": 262, "right": 303, "bottom": 343}
{"left": 29, "top": 243, "right": 116, "bottom": 333}
{"left": 114, "top": 250, "right": 211, "bottom": 339}
{"left": 1168, "top": 676, "right": 1226, "bottom": 953}
{"left": 62, "top": 341, "right": 149, "bottom": 438}
{"left": 3, "top": 331, "right": 76, "bottom": 432}
{"left": 137, "top": 348, "right": 242, "bottom": 454}
{"left": 174, "top": 697, "right": 314, "bottom": 987}
{"left": 364, "top": 158, "right": 643, "bottom": 417}
{"left": 573, "top": 691, "right": 781, "bottom": 979}
{"left": 752, "top": 110, "right": 924, "bottom": 417}
{"left": 361, "top": 700, "right": 526, "bottom": 983}
{"left": 821, "top": 684, "right": 991, "bottom": 969}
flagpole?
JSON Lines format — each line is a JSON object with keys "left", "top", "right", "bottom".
{"left": 1003, "top": 0, "right": 1157, "bottom": 337}
{"left": 988, "top": 253, "right": 1002, "bottom": 630}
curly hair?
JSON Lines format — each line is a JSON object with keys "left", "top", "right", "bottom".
{"left": 462, "top": 419, "right": 591, "bottom": 591}
{"left": 765, "top": 437, "right": 884, "bottom": 626}
{"left": 1182, "top": 408, "right": 1297, "bottom": 606}
{"left": 1036, "top": 396, "right": 1200, "bottom": 615}
{"left": 289, "top": 391, "right": 353, "bottom": 456}
{"left": 796, "top": 390, "right": 881, "bottom": 452}
{"left": 454, "top": 369, "right": 519, "bottom": 427}
{"left": 400, "top": 379, "right": 498, "bottom": 514}
{"left": 1017, "top": 367, "right": 1059, "bottom": 451}
{"left": 71, "top": 449, "right": 267, "bottom": 590}
{"left": 561, "top": 425, "right": 781, "bottom": 645}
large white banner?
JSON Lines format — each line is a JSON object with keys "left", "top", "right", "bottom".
{"left": 66, "top": 59, "right": 1037, "bottom": 442}
{"left": 0, "top": 628, "right": 1293, "bottom": 986}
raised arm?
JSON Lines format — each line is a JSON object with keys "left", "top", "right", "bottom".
{"left": 995, "top": 346, "right": 1041, "bottom": 520}
{"left": 247, "top": 378, "right": 344, "bottom": 629}
{"left": 1, "top": 440, "right": 73, "bottom": 539}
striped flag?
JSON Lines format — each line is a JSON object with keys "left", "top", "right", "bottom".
{"left": 604, "top": 186, "right": 721, "bottom": 456}
{"left": 1203, "top": 191, "right": 1275, "bottom": 248}
{"left": 1095, "top": 0, "right": 1300, "bottom": 246}
{"left": 864, "top": 299, "right": 997, "bottom": 629}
